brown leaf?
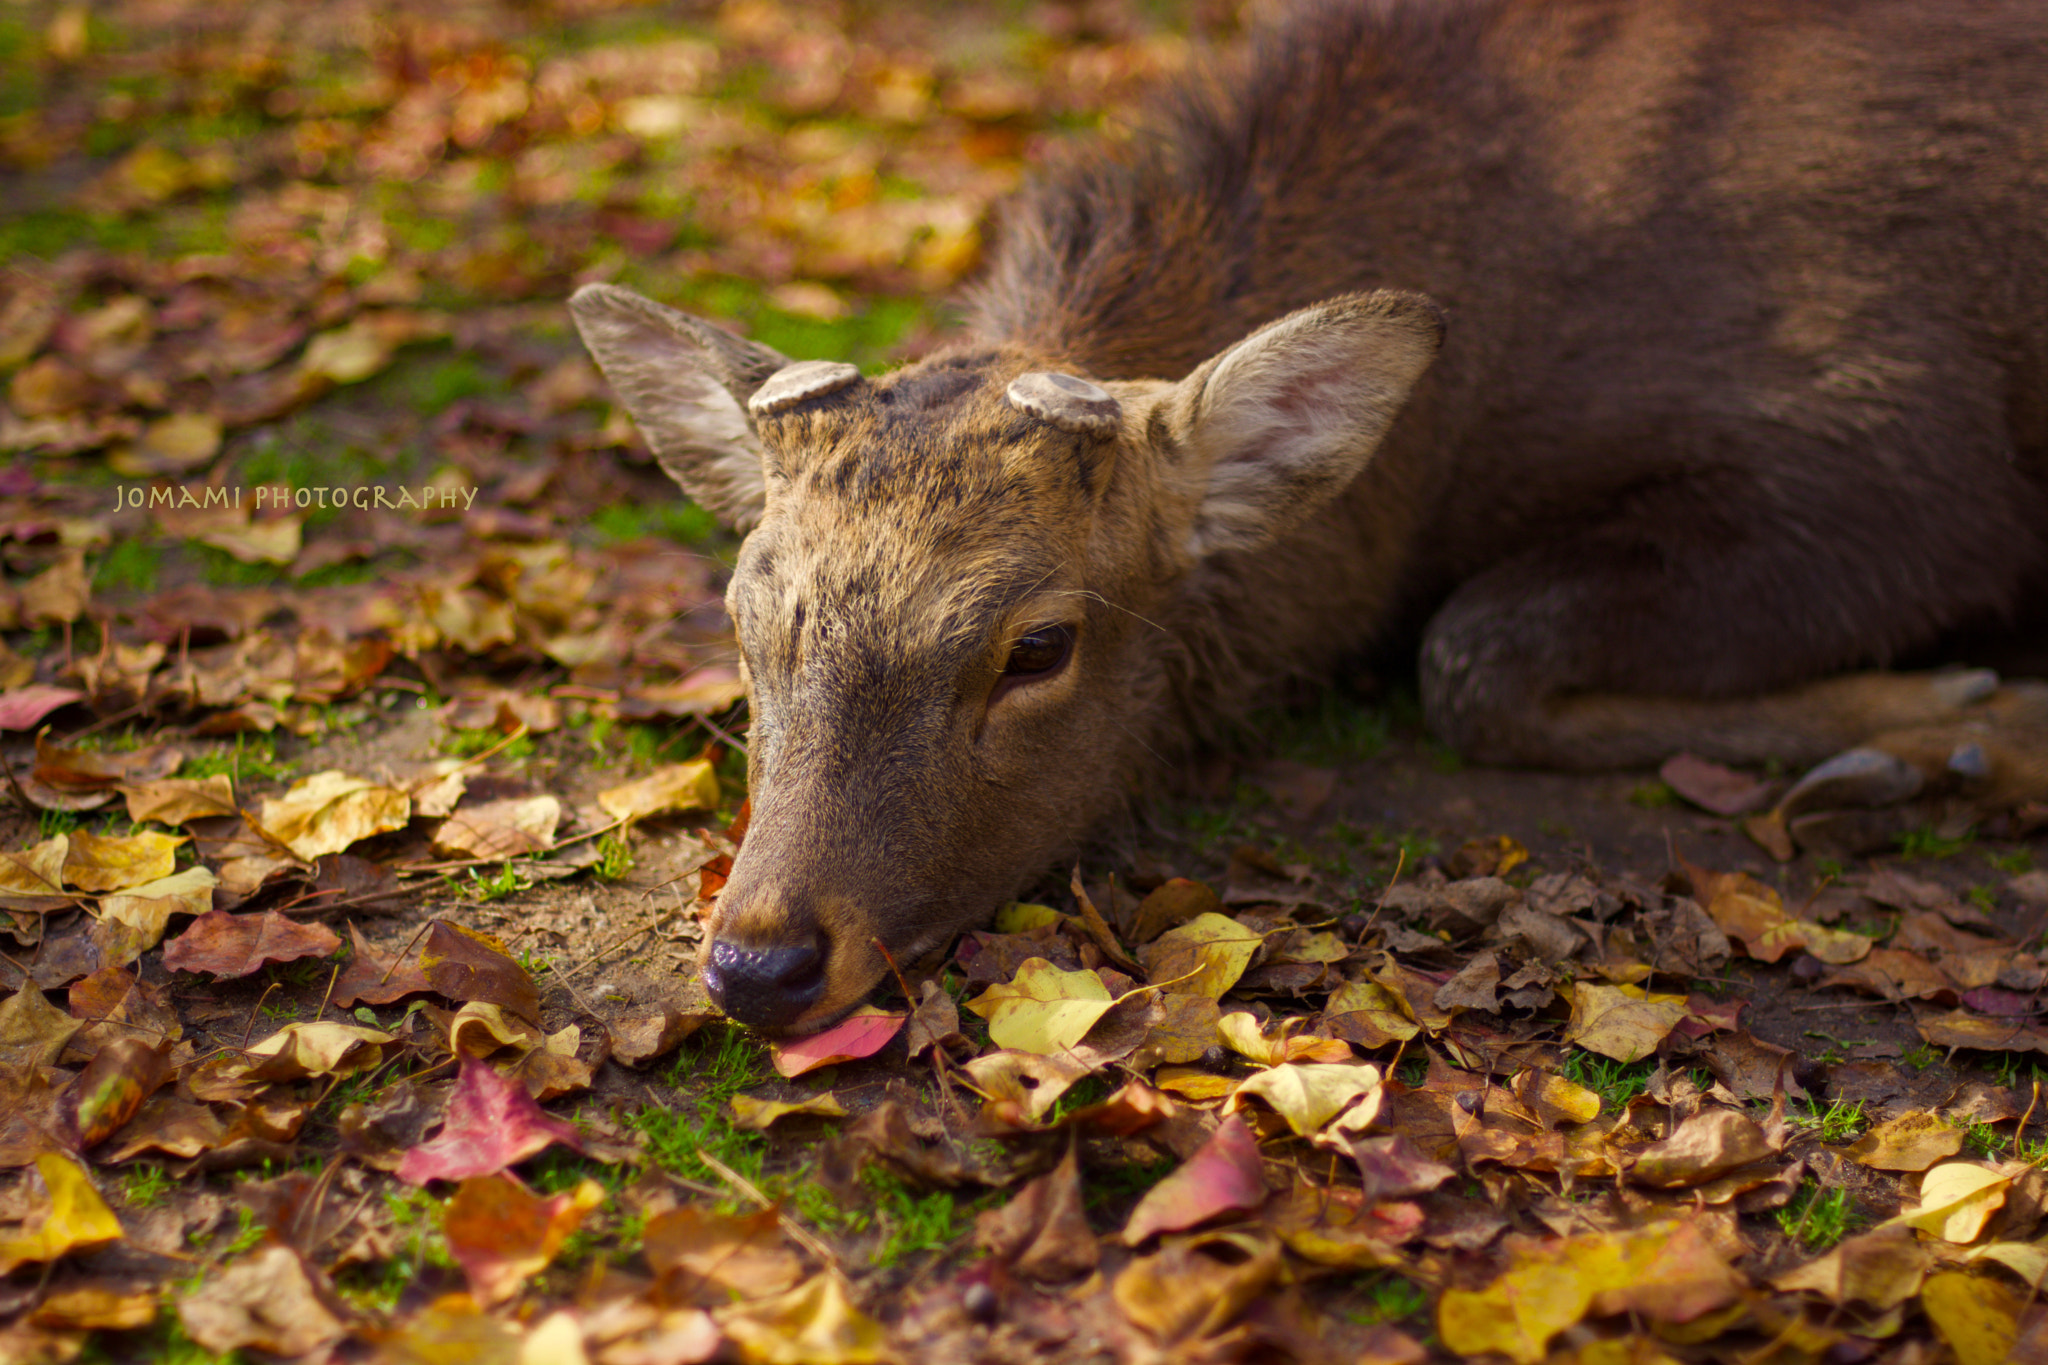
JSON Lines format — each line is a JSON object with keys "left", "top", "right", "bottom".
{"left": 175, "top": 1245, "right": 346, "bottom": 1358}
{"left": 161, "top": 911, "right": 341, "bottom": 979}
{"left": 644, "top": 1204, "right": 804, "bottom": 1304}
{"left": 420, "top": 920, "right": 542, "bottom": 1024}
{"left": 331, "top": 923, "right": 433, "bottom": 1008}
{"left": 432, "top": 795, "right": 562, "bottom": 860}
{"left": 975, "top": 1145, "right": 1098, "bottom": 1282}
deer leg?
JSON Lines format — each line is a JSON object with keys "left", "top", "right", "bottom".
{"left": 1756, "top": 681, "right": 2048, "bottom": 857}
{"left": 1418, "top": 514, "right": 2025, "bottom": 772}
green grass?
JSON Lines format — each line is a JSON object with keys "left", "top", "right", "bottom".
{"left": 1776, "top": 1182, "right": 1859, "bottom": 1249}
{"left": 458, "top": 863, "right": 533, "bottom": 902}
{"left": 1789, "top": 1098, "right": 1866, "bottom": 1143}
{"left": 179, "top": 732, "right": 295, "bottom": 786}
{"left": 193, "top": 543, "right": 287, "bottom": 586}
{"left": 594, "top": 832, "right": 634, "bottom": 883}
{"left": 1901, "top": 1042, "right": 1941, "bottom": 1072}
{"left": 444, "top": 729, "right": 535, "bottom": 760}
{"left": 1628, "top": 781, "right": 1678, "bottom": 809}
{"left": 1345, "top": 1273, "right": 1430, "bottom": 1327}
{"left": 629, "top": 1027, "right": 775, "bottom": 1195}
{"left": 1894, "top": 825, "right": 1973, "bottom": 860}
{"left": 94, "top": 539, "right": 163, "bottom": 593}
{"left": 591, "top": 499, "right": 727, "bottom": 548}
{"left": 1560, "top": 1052, "right": 1658, "bottom": 1108}
{"left": 121, "top": 1163, "right": 173, "bottom": 1208}
{"left": 1989, "top": 848, "right": 2035, "bottom": 875}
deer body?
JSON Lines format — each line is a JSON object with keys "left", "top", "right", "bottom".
{"left": 574, "top": 0, "right": 2048, "bottom": 1030}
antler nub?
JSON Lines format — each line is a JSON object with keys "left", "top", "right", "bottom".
{"left": 1005, "top": 372, "right": 1121, "bottom": 437}
{"left": 749, "top": 360, "right": 863, "bottom": 416}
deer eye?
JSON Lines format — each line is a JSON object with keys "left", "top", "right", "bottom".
{"left": 1004, "top": 624, "right": 1074, "bottom": 678}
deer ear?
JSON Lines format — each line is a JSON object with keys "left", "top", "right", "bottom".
{"left": 569, "top": 283, "right": 793, "bottom": 530}
{"left": 1167, "top": 291, "right": 1443, "bottom": 560}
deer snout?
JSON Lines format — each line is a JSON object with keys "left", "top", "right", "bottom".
{"left": 704, "top": 934, "right": 826, "bottom": 1030}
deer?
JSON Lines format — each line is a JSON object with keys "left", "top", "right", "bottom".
{"left": 571, "top": 0, "right": 2048, "bottom": 1032}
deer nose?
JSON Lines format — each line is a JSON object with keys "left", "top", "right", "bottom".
{"left": 705, "top": 937, "right": 825, "bottom": 1030}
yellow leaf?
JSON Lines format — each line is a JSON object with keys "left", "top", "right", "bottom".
{"left": 963, "top": 959, "right": 1116, "bottom": 1055}
{"left": 1844, "top": 1110, "right": 1965, "bottom": 1172}
{"left": 1136, "top": 912, "right": 1261, "bottom": 999}
{"left": 1227, "top": 1061, "right": 1382, "bottom": 1137}
{"left": 0, "top": 1153, "right": 124, "bottom": 1274}
{"left": 0, "top": 834, "right": 68, "bottom": 897}
{"left": 1438, "top": 1222, "right": 1740, "bottom": 1363}
{"left": 718, "top": 1273, "right": 889, "bottom": 1365}
{"left": 258, "top": 770, "right": 410, "bottom": 860}
{"left": 994, "top": 902, "right": 1063, "bottom": 933}
{"left": 598, "top": 759, "right": 720, "bottom": 821}
{"left": 1892, "top": 1163, "right": 2010, "bottom": 1243}
{"left": 731, "top": 1092, "right": 849, "bottom": 1131}
{"left": 98, "top": 865, "right": 217, "bottom": 947}
{"left": 1563, "top": 982, "right": 1688, "bottom": 1062}
{"left": 62, "top": 829, "right": 183, "bottom": 892}
{"left": 1921, "top": 1270, "right": 2022, "bottom": 1365}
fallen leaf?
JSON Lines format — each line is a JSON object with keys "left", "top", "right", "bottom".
{"left": 1564, "top": 981, "right": 1689, "bottom": 1062}
{"left": 975, "top": 1146, "right": 1098, "bottom": 1282}
{"left": 433, "top": 795, "right": 562, "bottom": 860}
{"left": 70, "top": 1037, "right": 172, "bottom": 1148}
{"left": 645, "top": 1204, "right": 804, "bottom": 1302}
{"left": 420, "top": 920, "right": 542, "bottom": 1024}
{"left": 731, "top": 1093, "right": 849, "bottom": 1130}
{"left": 964, "top": 959, "right": 1117, "bottom": 1055}
{"left": 0, "top": 1153, "right": 125, "bottom": 1274}
{"left": 444, "top": 1173, "right": 605, "bottom": 1305}
{"left": 1892, "top": 1162, "right": 2011, "bottom": 1243}
{"left": 1112, "top": 1228, "right": 1283, "bottom": 1345}
{"left": 599, "top": 759, "right": 720, "bottom": 821}
{"left": 1227, "top": 1061, "right": 1383, "bottom": 1138}
{"left": 1136, "top": 912, "right": 1262, "bottom": 999}
{"left": 1629, "top": 1108, "right": 1777, "bottom": 1187}
{"left": 257, "top": 769, "right": 409, "bottom": 860}
{"left": 1772, "top": 1225, "right": 1930, "bottom": 1309}
{"left": 175, "top": 1245, "right": 345, "bottom": 1358}
{"left": 162, "top": 910, "right": 340, "bottom": 979}
{"left": 1122, "top": 1115, "right": 1266, "bottom": 1244}
{"left": 396, "top": 1055, "right": 585, "bottom": 1183}
{"left": 1845, "top": 1110, "right": 1966, "bottom": 1172}
{"left": 118, "top": 775, "right": 237, "bottom": 826}
{"left": 768, "top": 1007, "right": 903, "bottom": 1077}
{"left": 97, "top": 866, "right": 217, "bottom": 954}
{"left": 0, "top": 686, "right": 85, "bottom": 731}
{"left": 1437, "top": 1221, "right": 1742, "bottom": 1363}
{"left": 717, "top": 1273, "right": 889, "bottom": 1364}
{"left": 1921, "top": 1269, "right": 2023, "bottom": 1365}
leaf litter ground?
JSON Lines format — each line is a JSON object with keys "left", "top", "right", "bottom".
{"left": 5, "top": 0, "right": 2048, "bottom": 1361}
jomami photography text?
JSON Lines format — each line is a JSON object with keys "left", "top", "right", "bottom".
{"left": 110, "top": 482, "right": 480, "bottom": 513}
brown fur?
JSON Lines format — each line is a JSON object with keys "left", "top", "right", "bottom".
{"left": 573, "top": 0, "right": 2048, "bottom": 1030}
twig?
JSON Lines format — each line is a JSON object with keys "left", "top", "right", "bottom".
{"left": 54, "top": 700, "right": 152, "bottom": 747}
{"left": 241, "top": 982, "right": 281, "bottom": 1051}
{"left": 692, "top": 704, "right": 749, "bottom": 757}
{"left": 378, "top": 921, "right": 438, "bottom": 989}
{"left": 695, "top": 1145, "right": 844, "bottom": 1275}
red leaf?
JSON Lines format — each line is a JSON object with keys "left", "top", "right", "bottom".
{"left": 0, "top": 686, "right": 85, "bottom": 731}
{"left": 1122, "top": 1115, "right": 1267, "bottom": 1244}
{"left": 396, "top": 1055, "right": 584, "bottom": 1184}
{"left": 768, "top": 1010, "right": 904, "bottom": 1078}
{"left": 162, "top": 911, "right": 341, "bottom": 979}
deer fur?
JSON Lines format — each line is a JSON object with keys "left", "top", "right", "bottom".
{"left": 573, "top": 0, "right": 2048, "bottom": 1031}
